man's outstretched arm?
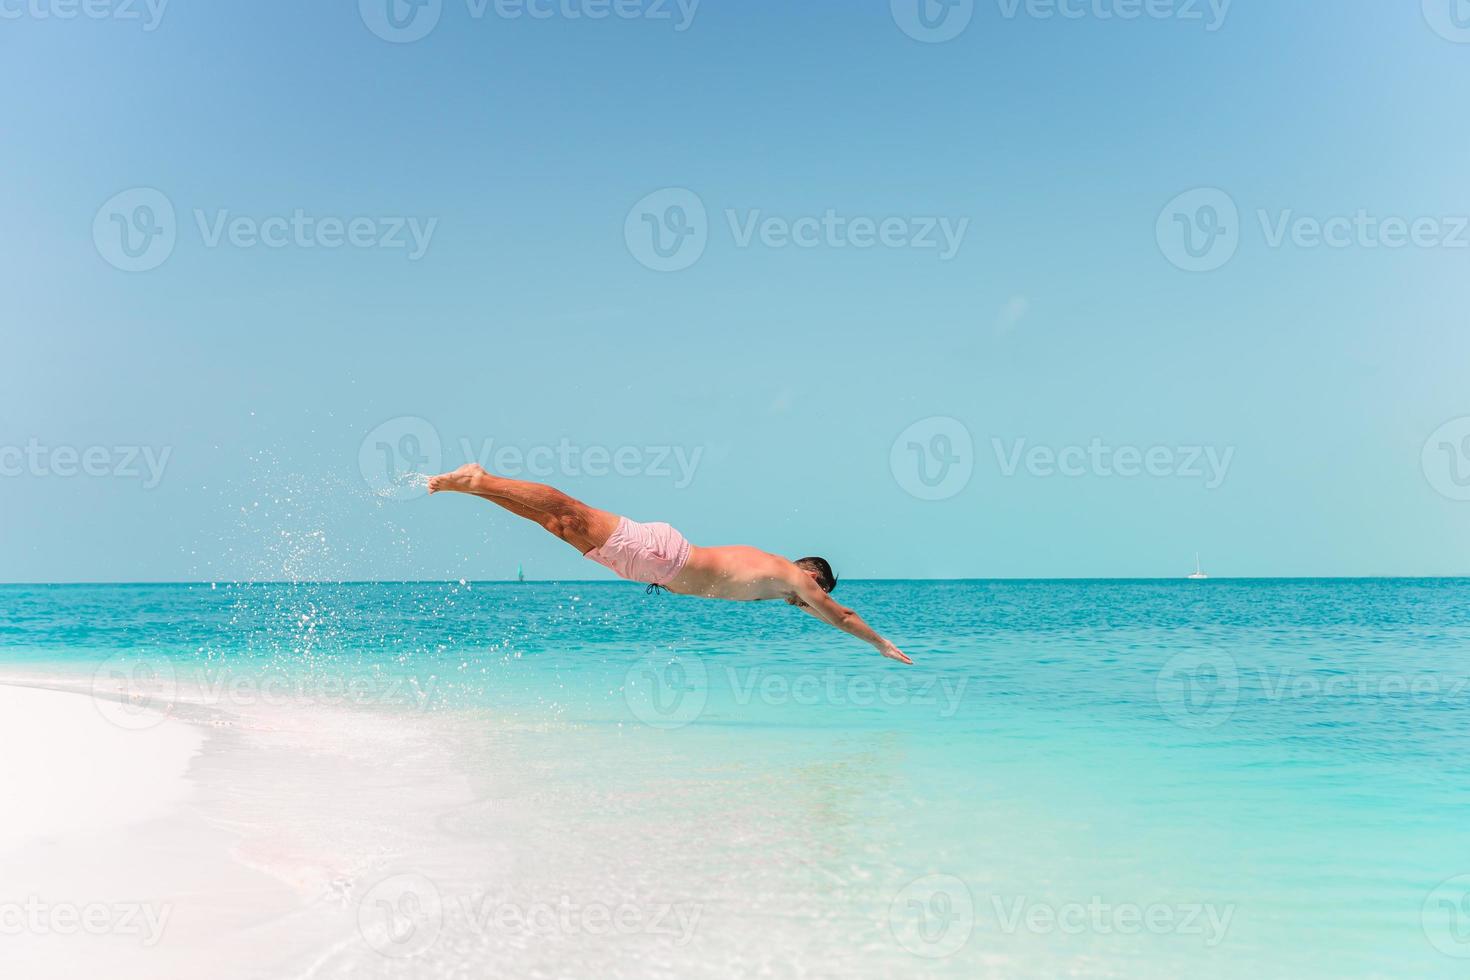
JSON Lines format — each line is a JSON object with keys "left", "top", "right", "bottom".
{"left": 791, "top": 575, "right": 913, "bottom": 665}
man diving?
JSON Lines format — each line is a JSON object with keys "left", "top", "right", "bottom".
{"left": 427, "top": 464, "right": 912, "bottom": 664}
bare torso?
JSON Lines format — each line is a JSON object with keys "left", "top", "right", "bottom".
{"left": 667, "top": 545, "right": 798, "bottom": 601}
{"left": 664, "top": 543, "right": 913, "bottom": 662}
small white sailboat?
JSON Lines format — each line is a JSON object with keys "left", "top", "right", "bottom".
{"left": 1188, "top": 554, "right": 1209, "bottom": 580}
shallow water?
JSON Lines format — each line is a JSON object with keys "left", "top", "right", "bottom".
{"left": 3, "top": 579, "right": 1469, "bottom": 978}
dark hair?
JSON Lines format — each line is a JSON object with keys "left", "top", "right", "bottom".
{"left": 795, "top": 556, "right": 837, "bottom": 593}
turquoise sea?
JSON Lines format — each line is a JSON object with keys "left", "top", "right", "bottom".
{"left": 3, "top": 579, "right": 1470, "bottom": 978}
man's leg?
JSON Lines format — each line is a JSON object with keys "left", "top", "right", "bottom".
{"left": 427, "top": 464, "right": 619, "bottom": 554}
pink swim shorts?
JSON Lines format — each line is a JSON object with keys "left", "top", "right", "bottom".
{"left": 584, "top": 517, "right": 692, "bottom": 586}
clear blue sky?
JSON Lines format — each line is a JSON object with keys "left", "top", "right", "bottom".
{"left": 3, "top": 0, "right": 1468, "bottom": 582}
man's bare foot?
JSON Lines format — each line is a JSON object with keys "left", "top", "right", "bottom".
{"left": 427, "top": 463, "right": 487, "bottom": 495}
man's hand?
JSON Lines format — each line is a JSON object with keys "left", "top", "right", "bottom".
{"left": 879, "top": 641, "right": 914, "bottom": 666}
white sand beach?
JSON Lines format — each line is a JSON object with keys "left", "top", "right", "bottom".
{"left": 0, "top": 683, "right": 203, "bottom": 852}
{"left": 0, "top": 682, "right": 308, "bottom": 979}
{"left": 0, "top": 677, "right": 493, "bottom": 979}
{"left": 0, "top": 665, "right": 967, "bottom": 978}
